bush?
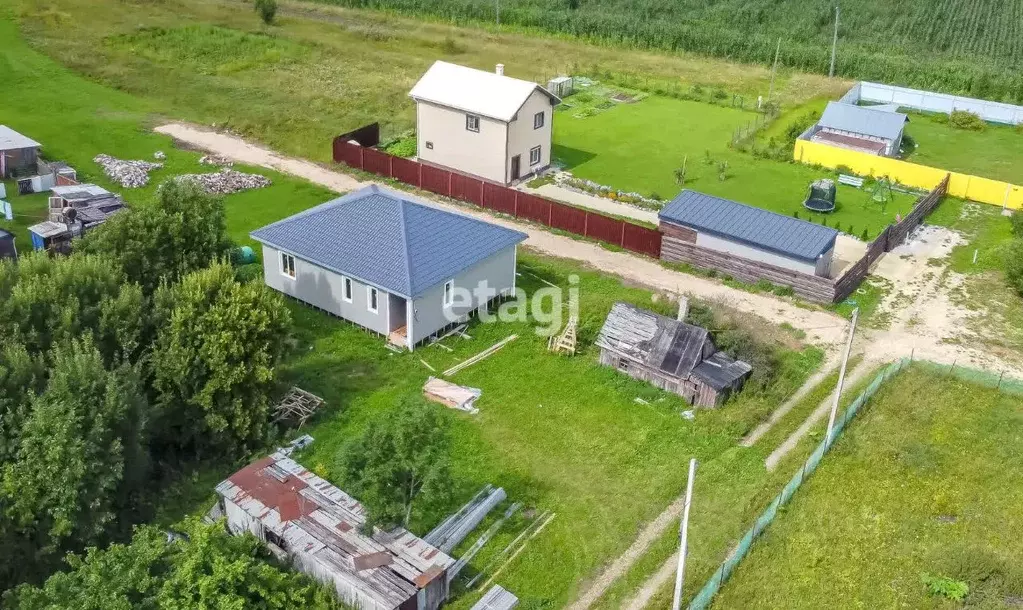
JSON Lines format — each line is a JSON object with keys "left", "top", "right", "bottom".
{"left": 254, "top": 0, "right": 277, "bottom": 24}
{"left": 948, "top": 110, "right": 986, "bottom": 131}
{"left": 384, "top": 136, "right": 416, "bottom": 158}
{"left": 1004, "top": 239, "right": 1023, "bottom": 296}
{"left": 861, "top": 228, "right": 870, "bottom": 240}
{"left": 1011, "top": 212, "right": 1023, "bottom": 237}
{"left": 921, "top": 574, "right": 969, "bottom": 601}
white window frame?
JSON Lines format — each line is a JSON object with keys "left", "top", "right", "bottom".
{"left": 280, "top": 252, "right": 296, "bottom": 279}
{"left": 529, "top": 145, "right": 541, "bottom": 166}
{"left": 442, "top": 280, "right": 454, "bottom": 308}
{"left": 466, "top": 114, "right": 480, "bottom": 132}
{"left": 533, "top": 111, "right": 545, "bottom": 129}
{"left": 367, "top": 286, "right": 379, "bottom": 314}
{"left": 342, "top": 276, "right": 353, "bottom": 303}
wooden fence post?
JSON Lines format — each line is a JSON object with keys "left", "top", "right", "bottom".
{"left": 447, "top": 171, "right": 452, "bottom": 197}
{"left": 584, "top": 212, "right": 589, "bottom": 237}
{"left": 620, "top": 221, "right": 626, "bottom": 247}
{"left": 513, "top": 191, "right": 519, "bottom": 217}
{"left": 358, "top": 145, "right": 364, "bottom": 170}
{"left": 417, "top": 161, "right": 423, "bottom": 188}
{"left": 547, "top": 200, "right": 553, "bottom": 227}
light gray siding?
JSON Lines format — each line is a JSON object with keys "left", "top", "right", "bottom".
{"left": 410, "top": 245, "right": 517, "bottom": 344}
{"left": 261, "top": 245, "right": 389, "bottom": 335}
{"left": 694, "top": 233, "right": 829, "bottom": 277}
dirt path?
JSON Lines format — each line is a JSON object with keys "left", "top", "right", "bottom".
{"left": 739, "top": 350, "right": 842, "bottom": 448}
{"left": 624, "top": 549, "right": 681, "bottom": 610}
{"left": 154, "top": 122, "right": 848, "bottom": 346}
{"left": 763, "top": 358, "right": 874, "bottom": 471}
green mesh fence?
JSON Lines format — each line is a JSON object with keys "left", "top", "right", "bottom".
{"left": 913, "top": 360, "right": 1023, "bottom": 395}
{"left": 686, "top": 358, "right": 910, "bottom": 610}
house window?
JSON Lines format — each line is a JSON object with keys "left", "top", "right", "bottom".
{"left": 533, "top": 111, "right": 545, "bottom": 129}
{"left": 342, "top": 277, "right": 353, "bottom": 303}
{"left": 443, "top": 280, "right": 454, "bottom": 307}
{"left": 425, "top": 141, "right": 434, "bottom": 150}
{"left": 367, "top": 286, "right": 379, "bottom": 313}
{"left": 529, "top": 145, "right": 541, "bottom": 166}
{"left": 280, "top": 252, "right": 296, "bottom": 279}
{"left": 466, "top": 114, "right": 480, "bottom": 132}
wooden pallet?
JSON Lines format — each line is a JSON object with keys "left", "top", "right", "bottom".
{"left": 273, "top": 386, "right": 325, "bottom": 427}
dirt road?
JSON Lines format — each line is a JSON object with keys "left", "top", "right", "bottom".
{"left": 155, "top": 123, "right": 848, "bottom": 346}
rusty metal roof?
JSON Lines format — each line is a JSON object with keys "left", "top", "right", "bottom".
{"left": 216, "top": 452, "right": 454, "bottom": 609}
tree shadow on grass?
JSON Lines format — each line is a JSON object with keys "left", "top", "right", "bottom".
{"left": 552, "top": 144, "right": 596, "bottom": 170}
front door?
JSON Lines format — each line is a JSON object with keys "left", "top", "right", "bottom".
{"left": 510, "top": 155, "right": 521, "bottom": 181}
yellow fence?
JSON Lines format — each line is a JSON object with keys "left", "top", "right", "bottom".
{"left": 793, "top": 139, "right": 1023, "bottom": 210}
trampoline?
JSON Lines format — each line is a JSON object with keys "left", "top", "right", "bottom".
{"left": 803, "top": 178, "right": 836, "bottom": 213}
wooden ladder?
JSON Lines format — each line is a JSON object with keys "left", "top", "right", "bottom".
{"left": 548, "top": 315, "right": 578, "bottom": 355}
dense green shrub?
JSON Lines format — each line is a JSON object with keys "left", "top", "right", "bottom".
{"left": 1010, "top": 211, "right": 1023, "bottom": 237}
{"left": 255, "top": 0, "right": 277, "bottom": 24}
{"left": 948, "top": 110, "right": 986, "bottom": 131}
{"left": 1004, "top": 239, "right": 1023, "bottom": 296}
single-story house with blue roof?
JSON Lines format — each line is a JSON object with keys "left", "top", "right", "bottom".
{"left": 808, "top": 101, "right": 909, "bottom": 157}
{"left": 659, "top": 190, "right": 839, "bottom": 277}
{"left": 251, "top": 185, "right": 528, "bottom": 350}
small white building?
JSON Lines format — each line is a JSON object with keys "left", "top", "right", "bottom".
{"left": 409, "top": 61, "right": 560, "bottom": 185}
{"left": 216, "top": 452, "right": 455, "bottom": 610}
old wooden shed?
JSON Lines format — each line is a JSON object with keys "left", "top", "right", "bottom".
{"left": 596, "top": 302, "right": 752, "bottom": 407}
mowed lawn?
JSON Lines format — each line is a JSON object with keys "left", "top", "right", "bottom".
{"left": 553, "top": 94, "right": 918, "bottom": 237}
{"left": 904, "top": 113, "right": 1023, "bottom": 184}
{"left": 712, "top": 365, "right": 1023, "bottom": 609}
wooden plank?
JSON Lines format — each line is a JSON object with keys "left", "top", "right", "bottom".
{"left": 442, "top": 335, "right": 518, "bottom": 376}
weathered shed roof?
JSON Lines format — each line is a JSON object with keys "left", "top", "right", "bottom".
{"left": 818, "top": 101, "right": 908, "bottom": 141}
{"left": 0, "top": 125, "right": 41, "bottom": 151}
{"left": 51, "top": 183, "right": 111, "bottom": 201}
{"left": 659, "top": 190, "right": 838, "bottom": 263}
{"left": 250, "top": 185, "right": 527, "bottom": 298}
{"left": 472, "top": 585, "right": 520, "bottom": 610}
{"left": 595, "top": 302, "right": 712, "bottom": 379}
{"left": 692, "top": 351, "right": 753, "bottom": 391}
{"left": 216, "top": 452, "right": 454, "bottom": 610}
{"left": 28, "top": 221, "right": 69, "bottom": 239}
{"left": 409, "top": 61, "right": 559, "bottom": 122}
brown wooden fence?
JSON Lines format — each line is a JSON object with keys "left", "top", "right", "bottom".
{"left": 332, "top": 138, "right": 663, "bottom": 258}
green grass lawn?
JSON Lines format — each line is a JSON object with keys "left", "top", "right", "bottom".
{"left": 710, "top": 365, "right": 1023, "bottom": 609}
{"left": 553, "top": 93, "right": 918, "bottom": 237}
{"left": 903, "top": 113, "right": 1023, "bottom": 184}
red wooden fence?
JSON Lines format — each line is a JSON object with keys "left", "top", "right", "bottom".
{"left": 332, "top": 138, "right": 662, "bottom": 258}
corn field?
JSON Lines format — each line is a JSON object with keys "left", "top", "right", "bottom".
{"left": 321, "top": 0, "right": 1023, "bottom": 102}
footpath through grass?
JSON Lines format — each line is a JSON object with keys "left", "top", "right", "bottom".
{"left": 711, "top": 365, "right": 1023, "bottom": 609}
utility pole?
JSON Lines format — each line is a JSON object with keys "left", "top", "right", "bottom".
{"left": 767, "top": 37, "right": 781, "bottom": 103}
{"left": 829, "top": 5, "right": 840, "bottom": 77}
{"left": 825, "top": 307, "right": 858, "bottom": 445}
{"left": 671, "top": 459, "right": 698, "bottom": 610}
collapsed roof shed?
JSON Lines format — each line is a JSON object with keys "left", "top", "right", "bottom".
{"left": 658, "top": 190, "right": 839, "bottom": 278}
{"left": 216, "top": 451, "right": 455, "bottom": 610}
{"left": 596, "top": 302, "right": 752, "bottom": 407}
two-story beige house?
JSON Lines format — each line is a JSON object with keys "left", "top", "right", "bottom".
{"left": 409, "top": 61, "right": 560, "bottom": 185}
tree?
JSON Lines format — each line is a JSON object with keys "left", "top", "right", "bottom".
{"left": 83, "top": 180, "right": 232, "bottom": 295}
{"left": 1004, "top": 239, "right": 1023, "bottom": 296}
{"left": 0, "top": 340, "right": 46, "bottom": 464}
{"left": 0, "top": 253, "right": 143, "bottom": 363}
{"left": 6, "top": 520, "right": 343, "bottom": 609}
{"left": 0, "top": 339, "right": 149, "bottom": 585}
{"left": 336, "top": 396, "right": 453, "bottom": 529}
{"left": 150, "top": 263, "right": 291, "bottom": 457}
{"left": 255, "top": 0, "right": 278, "bottom": 25}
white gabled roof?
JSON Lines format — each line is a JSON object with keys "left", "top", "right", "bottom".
{"left": 409, "top": 61, "right": 559, "bottom": 122}
{"left": 0, "top": 126, "right": 41, "bottom": 152}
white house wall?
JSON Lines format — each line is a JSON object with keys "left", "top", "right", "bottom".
{"left": 261, "top": 245, "right": 389, "bottom": 334}
{"left": 694, "top": 233, "right": 823, "bottom": 276}
{"left": 505, "top": 89, "right": 554, "bottom": 182}
{"left": 410, "top": 245, "right": 517, "bottom": 344}
{"left": 416, "top": 100, "right": 508, "bottom": 184}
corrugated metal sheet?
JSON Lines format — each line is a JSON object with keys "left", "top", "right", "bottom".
{"left": 250, "top": 185, "right": 527, "bottom": 298}
{"left": 471, "top": 585, "right": 519, "bottom": 610}
{"left": 216, "top": 452, "right": 455, "bottom": 610}
{"left": 595, "top": 302, "right": 711, "bottom": 378}
{"left": 0, "top": 125, "right": 41, "bottom": 151}
{"left": 659, "top": 190, "right": 838, "bottom": 263}
{"left": 818, "top": 101, "right": 908, "bottom": 142}
{"left": 691, "top": 352, "right": 753, "bottom": 391}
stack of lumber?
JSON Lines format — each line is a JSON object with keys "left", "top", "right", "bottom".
{"left": 425, "top": 484, "right": 506, "bottom": 554}
{"left": 443, "top": 335, "right": 518, "bottom": 376}
{"left": 471, "top": 585, "right": 520, "bottom": 610}
{"left": 423, "top": 377, "right": 482, "bottom": 414}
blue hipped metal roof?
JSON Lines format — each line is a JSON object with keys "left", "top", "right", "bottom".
{"left": 250, "top": 185, "right": 527, "bottom": 298}
{"left": 819, "top": 101, "right": 908, "bottom": 141}
{"left": 659, "top": 190, "right": 838, "bottom": 263}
